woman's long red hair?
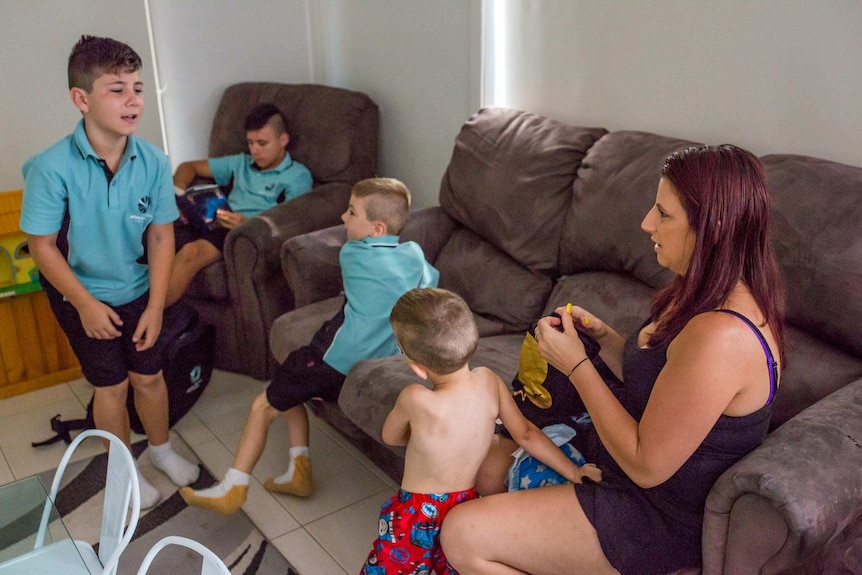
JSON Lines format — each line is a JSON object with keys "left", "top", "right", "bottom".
{"left": 649, "top": 145, "right": 786, "bottom": 364}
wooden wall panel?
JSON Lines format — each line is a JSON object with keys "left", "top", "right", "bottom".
{"left": 0, "top": 290, "right": 81, "bottom": 399}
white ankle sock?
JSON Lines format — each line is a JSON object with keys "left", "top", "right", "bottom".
{"left": 137, "top": 470, "right": 161, "bottom": 509}
{"left": 148, "top": 440, "right": 200, "bottom": 486}
{"left": 191, "top": 467, "right": 250, "bottom": 499}
{"left": 273, "top": 446, "right": 310, "bottom": 484}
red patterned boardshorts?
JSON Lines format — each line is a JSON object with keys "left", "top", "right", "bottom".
{"left": 360, "top": 487, "right": 479, "bottom": 575}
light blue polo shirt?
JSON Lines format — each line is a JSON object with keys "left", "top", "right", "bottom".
{"left": 323, "top": 235, "right": 440, "bottom": 375}
{"left": 208, "top": 152, "right": 313, "bottom": 218}
{"left": 20, "top": 119, "right": 178, "bottom": 306}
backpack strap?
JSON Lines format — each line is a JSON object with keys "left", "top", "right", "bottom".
{"left": 31, "top": 413, "right": 92, "bottom": 447}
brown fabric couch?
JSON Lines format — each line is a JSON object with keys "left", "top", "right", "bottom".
{"left": 270, "top": 108, "right": 862, "bottom": 574}
{"left": 181, "top": 82, "right": 379, "bottom": 379}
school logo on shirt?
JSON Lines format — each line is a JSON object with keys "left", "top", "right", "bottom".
{"left": 137, "top": 196, "right": 151, "bottom": 214}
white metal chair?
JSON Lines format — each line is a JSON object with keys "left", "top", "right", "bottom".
{"left": 34, "top": 429, "right": 141, "bottom": 575}
{"left": 135, "top": 536, "right": 231, "bottom": 575}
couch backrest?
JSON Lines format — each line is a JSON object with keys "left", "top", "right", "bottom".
{"left": 762, "top": 154, "right": 862, "bottom": 425}
{"left": 432, "top": 108, "right": 605, "bottom": 332}
{"left": 762, "top": 154, "right": 862, "bottom": 359}
{"left": 439, "top": 108, "right": 607, "bottom": 276}
{"left": 209, "top": 82, "right": 379, "bottom": 186}
{"left": 559, "top": 130, "right": 697, "bottom": 289}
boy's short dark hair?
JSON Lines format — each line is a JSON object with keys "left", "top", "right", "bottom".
{"left": 244, "top": 103, "right": 289, "bottom": 136}
{"left": 68, "top": 35, "right": 142, "bottom": 92}
{"left": 351, "top": 178, "right": 411, "bottom": 235}
{"left": 390, "top": 288, "right": 478, "bottom": 375}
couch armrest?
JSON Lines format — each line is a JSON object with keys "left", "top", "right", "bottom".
{"left": 280, "top": 206, "right": 457, "bottom": 311}
{"left": 281, "top": 224, "right": 348, "bottom": 309}
{"left": 270, "top": 295, "right": 345, "bottom": 364}
{"left": 703, "top": 378, "right": 862, "bottom": 575}
{"left": 222, "top": 182, "right": 351, "bottom": 378}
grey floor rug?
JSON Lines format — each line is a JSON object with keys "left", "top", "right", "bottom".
{"left": 38, "top": 439, "right": 299, "bottom": 575}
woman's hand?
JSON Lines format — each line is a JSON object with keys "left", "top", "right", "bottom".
{"left": 535, "top": 308, "right": 588, "bottom": 376}
{"left": 567, "top": 305, "right": 627, "bottom": 379}
{"left": 567, "top": 305, "right": 609, "bottom": 341}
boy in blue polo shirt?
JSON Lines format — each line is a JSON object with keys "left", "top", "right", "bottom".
{"left": 20, "top": 36, "right": 198, "bottom": 508}
{"left": 181, "top": 178, "right": 439, "bottom": 514}
{"left": 166, "top": 103, "right": 313, "bottom": 305}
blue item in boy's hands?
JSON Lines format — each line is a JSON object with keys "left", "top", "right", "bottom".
{"left": 507, "top": 422, "right": 588, "bottom": 491}
{"left": 176, "top": 184, "right": 231, "bottom": 233}
{"left": 202, "top": 193, "right": 228, "bottom": 220}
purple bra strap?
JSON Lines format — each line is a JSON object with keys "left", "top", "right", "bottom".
{"left": 713, "top": 309, "right": 778, "bottom": 406}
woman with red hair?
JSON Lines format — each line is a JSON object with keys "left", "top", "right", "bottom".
{"left": 441, "top": 145, "right": 786, "bottom": 575}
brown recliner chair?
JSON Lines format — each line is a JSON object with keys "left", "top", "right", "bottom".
{"left": 182, "top": 82, "right": 379, "bottom": 380}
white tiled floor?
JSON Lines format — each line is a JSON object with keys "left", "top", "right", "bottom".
{"left": 0, "top": 370, "right": 400, "bottom": 575}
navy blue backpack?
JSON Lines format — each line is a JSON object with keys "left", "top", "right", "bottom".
{"left": 33, "top": 303, "right": 215, "bottom": 446}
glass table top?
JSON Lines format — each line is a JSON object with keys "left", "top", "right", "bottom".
{"left": 0, "top": 475, "right": 91, "bottom": 574}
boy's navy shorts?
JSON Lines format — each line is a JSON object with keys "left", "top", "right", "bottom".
{"left": 174, "top": 220, "right": 229, "bottom": 252}
{"left": 44, "top": 283, "right": 166, "bottom": 387}
{"left": 266, "top": 345, "right": 346, "bottom": 412}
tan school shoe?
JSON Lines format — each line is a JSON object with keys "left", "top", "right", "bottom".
{"left": 179, "top": 484, "right": 248, "bottom": 515}
{"left": 264, "top": 455, "right": 314, "bottom": 497}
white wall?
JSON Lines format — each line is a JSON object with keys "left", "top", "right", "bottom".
{"left": 148, "top": 0, "right": 480, "bottom": 209}
{"left": 491, "top": 0, "right": 862, "bottom": 167}
{"left": 310, "top": 1, "right": 482, "bottom": 207}
{"left": 7, "top": 2, "right": 859, "bottom": 203}
{"left": 147, "top": 0, "right": 313, "bottom": 166}
{"left": 0, "top": 0, "right": 163, "bottom": 191}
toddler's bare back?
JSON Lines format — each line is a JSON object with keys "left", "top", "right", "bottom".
{"left": 399, "top": 367, "right": 501, "bottom": 494}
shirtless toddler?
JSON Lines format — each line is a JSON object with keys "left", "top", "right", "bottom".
{"left": 360, "top": 288, "right": 601, "bottom": 574}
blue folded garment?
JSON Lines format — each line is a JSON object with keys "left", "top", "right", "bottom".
{"left": 507, "top": 420, "right": 589, "bottom": 491}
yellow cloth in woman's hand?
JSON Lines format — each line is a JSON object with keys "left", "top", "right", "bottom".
{"left": 514, "top": 332, "right": 552, "bottom": 409}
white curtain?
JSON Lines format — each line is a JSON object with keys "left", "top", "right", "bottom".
{"left": 481, "top": 0, "right": 862, "bottom": 167}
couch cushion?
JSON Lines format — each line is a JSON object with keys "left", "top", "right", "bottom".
{"left": 762, "top": 154, "right": 862, "bottom": 358}
{"left": 472, "top": 333, "right": 526, "bottom": 384}
{"left": 770, "top": 325, "right": 862, "bottom": 429}
{"left": 339, "top": 355, "right": 410, "bottom": 451}
{"left": 434, "top": 227, "right": 553, "bottom": 333}
{"left": 439, "top": 108, "right": 607, "bottom": 275}
{"left": 546, "top": 272, "right": 656, "bottom": 341}
{"left": 560, "top": 131, "right": 698, "bottom": 289}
